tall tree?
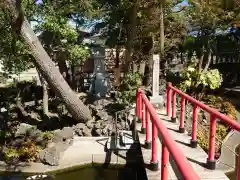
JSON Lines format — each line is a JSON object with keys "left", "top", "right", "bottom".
{"left": 1, "top": 0, "right": 92, "bottom": 122}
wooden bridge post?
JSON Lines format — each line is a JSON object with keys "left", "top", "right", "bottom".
{"left": 191, "top": 104, "right": 198, "bottom": 148}
{"left": 207, "top": 114, "right": 217, "bottom": 170}
{"left": 179, "top": 96, "right": 185, "bottom": 133}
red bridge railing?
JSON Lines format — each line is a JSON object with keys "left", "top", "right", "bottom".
{"left": 166, "top": 82, "right": 240, "bottom": 173}
{"left": 136, "top": 88, "right": 200, "bottom": 180}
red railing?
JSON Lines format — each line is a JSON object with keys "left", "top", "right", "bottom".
{"left": 167, "top": 82, "right": 240, "bottom": 172}
{"left": 136, "top": 88, "right": 200, "bottom": 180}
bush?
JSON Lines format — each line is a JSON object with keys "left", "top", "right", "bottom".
{"left": 220, "top": 101, "right": 237, "bottom": 120}
{"left": 179, "top": 63, "right": 222, "bottom": 99}
{"left": 4, "top": 138, "right": 42, "bottom": 163}
{"left": 197, "top": 124, "right": 229, "bottom": 154}
{"left": 119, "top": 72, "right": 143, "bottom": 103}
{"left": 202, "top": 95, "right": 223, "bottom": 109}
{"left": 42, "top": 131, "right": 54, "bottom": 141}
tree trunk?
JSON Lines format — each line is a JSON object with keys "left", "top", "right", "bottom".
{"left": 114, "top": 47, "right": 121, "bottom": 87}
{"left": 38, "top": 69, "right": 49, "bottom": 115}
{"left": 125, "top": 0, "right": 137, "bottom": 73}
{"left": 4, "top": 1, "right": 92, "bottom": 122}
{"left": 42, "top": 81, "right": 48, "bottom": 115}
{"left": 57, "top": 53, "right": 70, "bottom": 84}
{"left": 159, "top": 2, "right": 164, "bottom": 75}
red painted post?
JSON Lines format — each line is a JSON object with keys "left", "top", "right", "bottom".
{"left": 191, "top": 104, "right": 198, "bottom": 148}
{"left": 145, "top": 108, "right": 151, "bottom": 149}
{"left": 171, "top": 91, "right": 177, "bottom": 123}
{"left": 150, "top": 121, "right": 158, "bottom": 171}
{"left": 141, "top": 101, "right": 146, "bottom": 134}
{"left": 207, "top": 114, "right": 217, "bottom": 170}
{"left": 161, "top": 143, "right": 169, "bottom": 180}
{"left": 237, "top": 151, "right": 240, "bottom": 180}
{"left": 166, "top": 82, "right": 172, "bottom": 116}
{"left": 179, "top": 96, "right": 185, "bottom": 133}
{"left": 139, "top": 93, "right": 142, "bottom": 120}
{"left": 136, "top": 89, "right": 140, "bottom": 117}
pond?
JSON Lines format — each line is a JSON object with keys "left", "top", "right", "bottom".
{"left": 226, "top": 171, "right": 236, "bottom": 180}
{"left": 0, "top": 165, "right": 147, "bottom": 180}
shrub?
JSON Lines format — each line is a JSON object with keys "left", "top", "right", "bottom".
{"left": 179, "top": 63, "right": 222, "bottom": 99}
{"left": 197, "top": 124, "right": 229, "bottom": 154}
{"left": 202, "top": 95, "right": 222, "bottom": 109}
{"left": 42, "top": 131, "right": 54, "bottom": 141}
{"left": 119, "top": 72, "right": 143, "bottom": 103}
{"left": 4, "top": 148, "right": 19, "bottom": 163}
{"left": 220, "top": 101, "right": 237, "bottom": 120}
{"left": 4, "top": 138, "right": 42, "bottom": 163}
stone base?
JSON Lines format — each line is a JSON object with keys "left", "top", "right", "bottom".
{"left": 149, "top": 96, "right": 164, "bottom": 108}
{"left": 179, "top": 127, "right": 185, "bottom": 133}
{"left": 144, "top": 141, "right": 151, "bottom": 149}
{"left": 190, "top": 140, "right": 198, "bottom": 148}
{"left": 150, "top": 161, "right": 159, "bottom": 171}
{"left": 207, "top": 159, "right": 216, "bottom": 170}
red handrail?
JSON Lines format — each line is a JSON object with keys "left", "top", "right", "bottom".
{"left": 136, "top": 88, "right": 200, "bottom": 180}
{"left": 167, "top": 82, "right": 240, "bottom": 131}
{"left": 166, "top": 82, "right": 240, "bottom": 171}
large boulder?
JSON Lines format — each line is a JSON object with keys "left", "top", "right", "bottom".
{"left": 15, "top": 123, "right": 35, "bottom": 137}
{"left": 39, "top": 146, "right": 61, "bottom": 166}
{"left": 39, "top": 127, "right": 74, "bottom": 166}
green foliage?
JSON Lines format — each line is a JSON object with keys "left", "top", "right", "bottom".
{"left": 42, "top": 131, "right": 54, "bottom": 141}
{"left": 202, "top": 95, "right": 237, "bottom": 120}
{"left": 180, "top": 63, "right": 222, "bottom": 98}
{"left": 197, "top": 124, "right": 229, "bottom": 153}
{"left": 4, "top": 139, "right": 42, "bottom": 163}
{"left": 220, "top": 101, "right": 237, "bottom": 120}
{"left": 202, "top": 95, "right": 223, "bottom": 109}
{"left": 4, "top": 148, "right": 19, "bottom": 162}
{"left": 119, "top": 72, "right": 142, "bottom": 103}
{"left": 68, "top": 45, "right": 90, "bottom": 65}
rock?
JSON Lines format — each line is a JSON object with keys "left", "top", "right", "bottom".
{"left": 39, "top": 137, "right": 73, "bottom": 166}
{"left": 75, "top": 129, "right": 83, "bottom": 136}
{"left": 96, "top": 111, "right": 108, "bottom": 121}
{"left": 61, "top": 127, "right": 74, "bottom": 140}
{"left": 86, "top": 121, "right": 94, "bottom": 129}
{"left": 107, "top": 115, "right": 113, "bottom": 122}
{"left": 101, "top": 128, "right": 108, "bottom": 136}
{"left": 95, "top": 122, "right": 101, "bottom": 129}
{"left": 92, "top": 128, "right": 101, "bottom": 136}
{"left": 75, "top": 123, "right": 85, "bottom": 130}
{"left": 129, "top": 108, "right": 135, "bottom": 115}
{"left": 128, "top": 114, "right": 134, "bottom": 122}
{"left": 82, "top": 126, "right": 92, "bottom": 136}
{"left": 53, "top": 127, "right": 74, "bottom": 143}
{"left": 93, "top": 99, "right": 112, "bottom": 108}
{"left": 74, "top": 123, "right": 85, "bottom": 136}
{"left": 39, "top": 146, "right": 60, "bottom": 166}
{"left": 15, "top": 123, "right": 36, "bottom": 137}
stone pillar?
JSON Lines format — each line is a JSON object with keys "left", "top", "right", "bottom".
{"left": 152, "top": 54, "right": 160, "bottom": 97}
{"left": 150, "top": 54, "right": 164, "bottom": 107}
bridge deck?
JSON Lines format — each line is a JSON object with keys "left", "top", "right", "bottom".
{"left": 138, "top": 108, "right": 229, "bottom": 180}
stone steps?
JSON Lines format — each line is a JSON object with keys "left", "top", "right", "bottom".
{"left": 137, "top": 108, "right": 229, "bottom": 180}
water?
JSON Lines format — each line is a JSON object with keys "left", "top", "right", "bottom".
{"left": 226, "top": 171, "right": 236, "bottom": 180}
{"left": 0, "top": 166, "right": 147, "bottom": 180}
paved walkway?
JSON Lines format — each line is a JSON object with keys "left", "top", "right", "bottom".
{"left": 138, "top": 108, "right": 230, "bottom": 180}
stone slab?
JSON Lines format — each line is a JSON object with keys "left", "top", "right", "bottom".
{"left": 149, "top": 95, "right": 164, "bottom": 107}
